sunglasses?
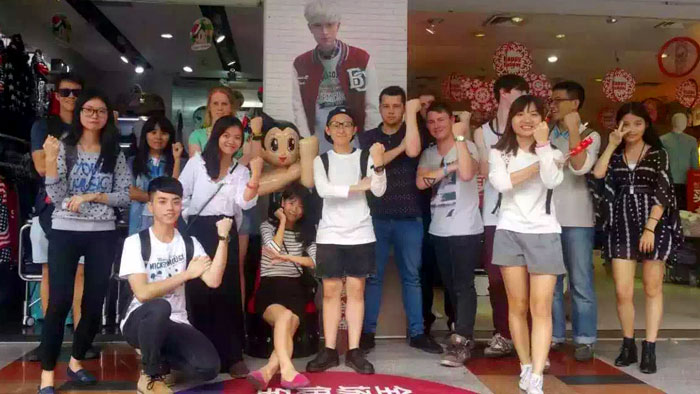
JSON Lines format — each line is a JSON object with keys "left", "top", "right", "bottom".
{"left": 58, "top": 88, "right": 82, "bottom": 98}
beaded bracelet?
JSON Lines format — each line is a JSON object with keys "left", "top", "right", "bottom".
{"left": 569, "top": 136, "right": 594, "bottom": 156}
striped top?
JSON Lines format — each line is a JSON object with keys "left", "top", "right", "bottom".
{"left": 260, "top": 220, "right": 317, "bottom": 278}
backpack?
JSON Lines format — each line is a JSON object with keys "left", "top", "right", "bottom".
{"left": 118, "top": 229, "right": 194, "bottom": 327}
{"left": 318, "top": 148, "right": 371, "bottom": 197}
{"left": 491, "top": 150, "right": 554, "bottom": 215}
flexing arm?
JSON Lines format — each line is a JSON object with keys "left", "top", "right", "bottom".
{"left": 404, "top": 99, "right": 423, "bottom": 158}
{"left": 200, "top": 218, "right": 233, "bottom": 288}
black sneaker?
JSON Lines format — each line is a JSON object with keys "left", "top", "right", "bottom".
{"left": 359, "top": 332, "right": 375, "bottom": 353}
{"left": 345, "top": 348, "right": 375, "bottom": 375}
{"left": 409, "top": 334, "right": 443, "bottom": 354}
{"left": 306, "top": 348, "right": 339, "bottom": 373}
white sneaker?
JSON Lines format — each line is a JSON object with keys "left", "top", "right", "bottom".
{"left": 519, "top": 364, "right": 532, "bottom": 391}
{"left": 527, "top": 373, "right": 543, "bottom": 394}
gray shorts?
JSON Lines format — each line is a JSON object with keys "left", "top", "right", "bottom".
{"left": 492, "top": 229, "right": 565, "bottom": 275}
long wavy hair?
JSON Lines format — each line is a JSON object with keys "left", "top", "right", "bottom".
{"left": 201, "top": 116, "right": 244, "bottom": 180}
{"left": 132, "top": 115, "right": 176, "bottom": 178}
{"left": 64, "top": 89, "right": 120, "bottom": 173}
{"left": 615, "top": 102, "right": 663, "bottom": 151}
{"left": 267, "top": 183, "right": 316, "bottom": 249}
{"left": 203, "top": 86, "right": 236, "bottom": 128}
{"left": 492, "top": 95, "right": 546, "bottom": 156}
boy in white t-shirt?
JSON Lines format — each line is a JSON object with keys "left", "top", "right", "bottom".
{"left": 119, "top": 176, "right": 232, "bottom": 394}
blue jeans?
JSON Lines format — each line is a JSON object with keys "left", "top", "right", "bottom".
{"left": 552, "top": 227, "right": 597, "bottom": 345}
{"left": 363, "top": 218, "right": 424, "bottom": 338}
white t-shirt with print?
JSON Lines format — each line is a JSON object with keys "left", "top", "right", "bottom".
{"left": 418, "top": 141, "right": 484, "bottom": 237}
{"left": 119, "top": 228, "right": 207, "bottom": 330}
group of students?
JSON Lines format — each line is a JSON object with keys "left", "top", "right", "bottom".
{"left": 29, "top": 71, "right": 681, "bottom": 394}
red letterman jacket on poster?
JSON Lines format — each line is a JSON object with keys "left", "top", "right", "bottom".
{"left": 292, "top": 40, "right": 380, "bottom": 138}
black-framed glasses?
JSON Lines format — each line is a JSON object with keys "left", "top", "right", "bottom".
{"left": 329, "top": 121, "right": 355, "bottom": 129}
{"left": 81, "top": 107, "right": 109, "bottom": 117}
{"left": 58, "top": 88, "right": 82, "bottom": 98}
{"left": 551, "top": 98, "right": 575, "bottom": 104}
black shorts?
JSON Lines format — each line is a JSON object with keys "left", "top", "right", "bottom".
{"left": 254, "top": 276, "right": 308, "bottom": 318}
{"left": 315, "top": 242, "right": 376, "bottom": 279}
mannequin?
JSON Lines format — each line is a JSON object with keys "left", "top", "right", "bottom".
{"left": 660, "top": 112, "right": 698, "bottom": 210}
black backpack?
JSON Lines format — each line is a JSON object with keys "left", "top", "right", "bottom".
{"left": 118, "top": 229, "right": 194, "bottom": 327}
{"left": 491, "top": 151, "right": 554, "bottom": 215}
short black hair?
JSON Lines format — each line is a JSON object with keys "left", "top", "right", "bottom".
{"left": 55, "top": 72, "right": 84, "bottom": 88}
{"left": 148, "top": 176, "right": 183, "bottom": 199}
{"left": 426, "top": 101, "right": 453, "bottom": 117}
{"left": 552, "top": 80, "right": 585, "bottom": 109}
{"left": 379, "top": 85, "right": 406, "bottom": 105}
{"left": 493, "top": 74, "right": 529, "bottom": 102}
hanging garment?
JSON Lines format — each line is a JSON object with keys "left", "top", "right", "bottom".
{"left": 0, "top": 34, "right": 35, "bottom": 139}
{"left": 31, "top": 49, "right": 49, "bottom": 117}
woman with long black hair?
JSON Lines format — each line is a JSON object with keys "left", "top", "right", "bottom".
{"left": 179, "top": 115, "right": 263, "bottom": 378}
{"left": 39, "top": 89, "right": 132, "bottom": 393}
{"left": 593, "top": 102, "right": 682, "bottom": 374}
{"left": 128, "top": 115, "right": 184, "bottom": 235}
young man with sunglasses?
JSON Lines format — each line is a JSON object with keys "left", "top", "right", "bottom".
{"left": 27, "top": 73, "right": 97, "bottom": 361}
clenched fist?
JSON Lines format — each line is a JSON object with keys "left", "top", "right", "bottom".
{"left": 369, "top": 142, "right": 385, "bottom": 167}
{"left": 172, "top": 142, "right": 184, "bottom": 159}
{"left": 533, "top": 121, "right": 550, "bottom": 144}
{"left": 216, "top": 217, "right": 233, "bottom": 237}
{"left": 43, "top": 136, "right": 60, "bottom": 162}
{"left": 406, "top": 98, "right": 421, "bottom": 115}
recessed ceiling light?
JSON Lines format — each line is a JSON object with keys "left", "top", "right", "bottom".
{"left": 425, "top": 18, "right": 443, "bottom": 35}
{"left": 555, "top": 34, "right": 566, "bottom": 39}
{"left": 120, "top": 56, "right": 128, "bottom": 63}
{"left": 661, "top": 53, "right": 668, "bottom": 58}
{"left": 227, "top": 60, "right": 237, "bottom": 66}
{"left": 594, "top": 78, "right": 603, "bottom": 82}
{"left": 160, "top": 33, "right": 173, "bottom": 39}
{"left": 474, "top": 32, "right": 486, "bottom": 38}
{"left": 607, "top": 16, "right": 618, "bottom": 23}
{"left": 183, "top": 66, "right": 193, "bottom": 73}
{"left": 547, "top": 55, "right": 558, "bottom": 63}
{"left": 216, "top": 35, "right": 226, "bottom": 43}
{"left": 135, "top": 66, "right": 144, "bottom": 74}
{"left": 511, "top": 16, "right": 524, "bottom": 23}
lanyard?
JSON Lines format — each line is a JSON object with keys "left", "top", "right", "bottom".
{"left": 623, "top": 144, "right": 648, "bottom": 194}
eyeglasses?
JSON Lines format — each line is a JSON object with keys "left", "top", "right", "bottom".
{"left": 81, "top": 107, "right": 109, "bottom": 118}
{"left": 328, "top": 121, "right": 354, "bottom": 129}
{"left": 58, "top": 88, "right": 82, "bottom": 98}
{"left": 551, "top": 98, "right": 575, "bottom": 104}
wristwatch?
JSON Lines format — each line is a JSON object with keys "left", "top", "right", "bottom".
{"left": 218, "top": 234, "right": 230, "bottom": 242}
{"left": 454, "top": 135, "right": 466, "bottom": 143}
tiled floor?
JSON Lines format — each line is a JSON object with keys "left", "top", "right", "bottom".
{"left": 3, "top": 339, "right": 697, "bottom": 393}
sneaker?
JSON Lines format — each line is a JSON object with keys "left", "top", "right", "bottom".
{"left": 306, "top": 348, "right": 340, "bottom": 373}
{"left": 440, "top": 334, "right": 472, "bottom": 367}
{"left": 574, "top": 344, "right": 595, "bottom": 361}
{"left": 409, "top": 334, "right": 443, "bottom": 354}
{"left": 518, "top": 364, "right": 532, "bottom": 391}
{"left": 229, "top": 360, "right": 249, "bottom": 379}
{"left": 527, "top": 373, "right": 543, "bottom": 394}
{"left": 550, "top": 341, "right": 564, "bottom": 351}
{"left": 484, "top": 333, "right": 514, "bottom": 358}
{"left": 544, "top": 358, "right": 551, "bottom": 372}
{"left": 359, "top": 332, "right": 375, "bottom": 353}
{"left": 345, "top": 348, "right": 375, "bottom": 375}
{"left": 137, "top": 373, "right": 173, "bottom": 394}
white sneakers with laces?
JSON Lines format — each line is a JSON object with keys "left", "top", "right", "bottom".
{"left": 519, "top": 364, "right": 532, "bottom": 391}
{"left": 527, "top": 373, "right": 544, "bottom": 394}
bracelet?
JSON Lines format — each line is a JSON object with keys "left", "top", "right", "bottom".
{"left": 568, "top": 136, "right": 594, "bottom": 156}
{"left": 373, "top": 165, "right": 385, "bottom": 173}
{"left": 644, "top": 227, "right": 655, "bottom": 234}
{"left": 251, "top": 134, "right": 263, "bottom": 141}
{"left": 648, "top": 217, "right": 659, "bottom": 222}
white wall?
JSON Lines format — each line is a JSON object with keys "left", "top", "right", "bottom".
{"left": 263, "top": 0, "right": 407, "bottom": 123}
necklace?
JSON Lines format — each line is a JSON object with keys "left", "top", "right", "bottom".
{"left": 624, "top": 143, "right": 648, "bottom": 194}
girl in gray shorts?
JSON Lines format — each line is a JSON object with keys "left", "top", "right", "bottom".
{"left": 487, "top": 95, "right": 565, "bottom": 394}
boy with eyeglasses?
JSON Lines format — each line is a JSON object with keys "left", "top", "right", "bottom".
{"left": 306, "top": 107, "right": 386, "bottom": 375}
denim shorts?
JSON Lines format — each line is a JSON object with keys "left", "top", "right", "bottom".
{"left": 492, "top": 229, "right": 565, "bottom": 275}
{"left": 315, "top": 243, "right": 376, "bottom": 279}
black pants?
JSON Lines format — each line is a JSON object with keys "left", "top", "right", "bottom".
{"left": 431, "top": 234, "right": 481, "bottom": 338}
{"left": 122, "top": 299, "right": 220, "bottom": 379}
{"left": 420, "top": 214, "right": 454, "bottom": 331}
{"left": 40, "top": 230, "right": 117, "bottom": 370}
{"left": 185, "top": 215, "right": 243, "bottom": 372}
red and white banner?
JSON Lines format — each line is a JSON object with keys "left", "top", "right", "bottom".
{"left": 493, "top": 41, "right": 533, "bottom": 76}
{"left": 597, "top": 106, "right": 618, "bottom": 130}
{"left": 603, "top": 68, "right": 636, "bottom": 102}
{"left": 677, "top": 78, "right": 699, "bottom": 108}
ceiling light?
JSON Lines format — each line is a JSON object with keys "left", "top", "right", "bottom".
{"left": 594, "top": 78, "right": 603, "bottom": 82}
{"left": 216, "top": 35, "right": 225, "bottom": 43}
{"left": 555, "top": 33, "right": 566, "bottom": 39}
{"left": 66, "top": 65, "right": 70, "bottom": 72}
{"left": 120, "top": 56, "right": 128, "bottom": 63}
{"left": 607, "top": 16, "right": 618, "bottom": 23}
{"left": 425, "top": 18, "right": 443, "bottom": 35}
{"left": 160, "top": 33, "right": 173, "bottom": 39}
{"left": 183, "top": 66, "right": 193, "bottom": 73}
{"left": 474, "top": 32, "right": 486, "bottom": 38}
{"left": 426, "top": 25, "right": 435, "bottom": 34}
{"left": 135, "top": 66, "right": 144, "bottom": 74}
{"left": 227, "top": 60, "right": 236, "bottom": 66}
{"left": 661, "top": 53, "right": 668, "bottom": 58}
{"left": 511, "top": 16, "right": 524, "bottom": 23}
{"left": 547, "top": 55, "right": 558, "bottom": 63}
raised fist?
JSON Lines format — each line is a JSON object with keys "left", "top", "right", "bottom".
{"left": 249, "top": 156, "right": 264, "bottom": 178}
{"left": 406, "top": 98, "right": 421, "bottom": 114}
{"left": 533, "top": 121, "right": 550, "bottom": 144}
{"left": 43, "top": 136, "right": 60, "bottom": 162}
{"left": 216, "top": 217, "right": 233, "bottom": 237}
{"left": 172, "top": 142, "right": 184, "bottom": 159}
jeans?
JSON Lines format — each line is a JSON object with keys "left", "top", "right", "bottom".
{"left": 431, "top": 234, "right": 482, "bottom": 339}
{"left": 552, "top": 226, "right": 597, "bottom": 345}
{"left": 122, "top": 299, "right": 220, "bottom": 379}
{"left": 363, "top": 218, "right": 424, "bottom": 338}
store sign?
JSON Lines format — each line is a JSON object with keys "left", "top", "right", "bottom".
{"left": 597, "top": 106, "right": 618, "bottom": 130}
{"left": 493, "top": 41, "right": 533, "bottom": 76}
{"left": 602, "top": 68, "right": 635, "bottom": 102}
{"left": 51, "top": 14, "right": 71, "bottom": 45}
{"left": 657, "top": 37, "right": 700, "bottom": 78}
{"left": 190, "top": 17, "right": 214, "bottom": 51}
{"left": 676, "top": 78, "right": 699, "bottom": 108}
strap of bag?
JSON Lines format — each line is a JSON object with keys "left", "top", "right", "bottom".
{"left": 138, "top": 229, "right": 151, "bottom": 264}
{"left": 185, "top": 162, "right": 238, "bottom": 232}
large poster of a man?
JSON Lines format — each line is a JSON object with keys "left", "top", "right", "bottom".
{"left": 291, "top": 0, "right": 380, "bottom": 153}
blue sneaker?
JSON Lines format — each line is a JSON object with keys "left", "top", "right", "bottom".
{"left": 66, "top": 367, "right": 97, "bottom": 385}
{"left": 37, "top": 386, "right": 55, "bottom": 394}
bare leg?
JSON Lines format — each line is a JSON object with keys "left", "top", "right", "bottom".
{"left": 612, "top": 259, "right": 636, "bottom": 338}
{"left": 72, "top": 264, "right": 85, "bottom": 327}
{"left": 344, "top": 277, "right": 366, "bottom": 350}
{"left": 501, "top": 266, "right": 531, "bottom": 365}
{"left": 258, "top": 305, "right": 302, "bottom": 383}
{"left": 642, "top": 260, "right": 664, "bottom": 342}
{"left": 322, "top": 279, "right": 343, "bottom": 349}
{"left": 529, "top": 274, "right": 557, "bottom": 375}
{"left": 41, "top": 264, "right": 49, "bottom": 315}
